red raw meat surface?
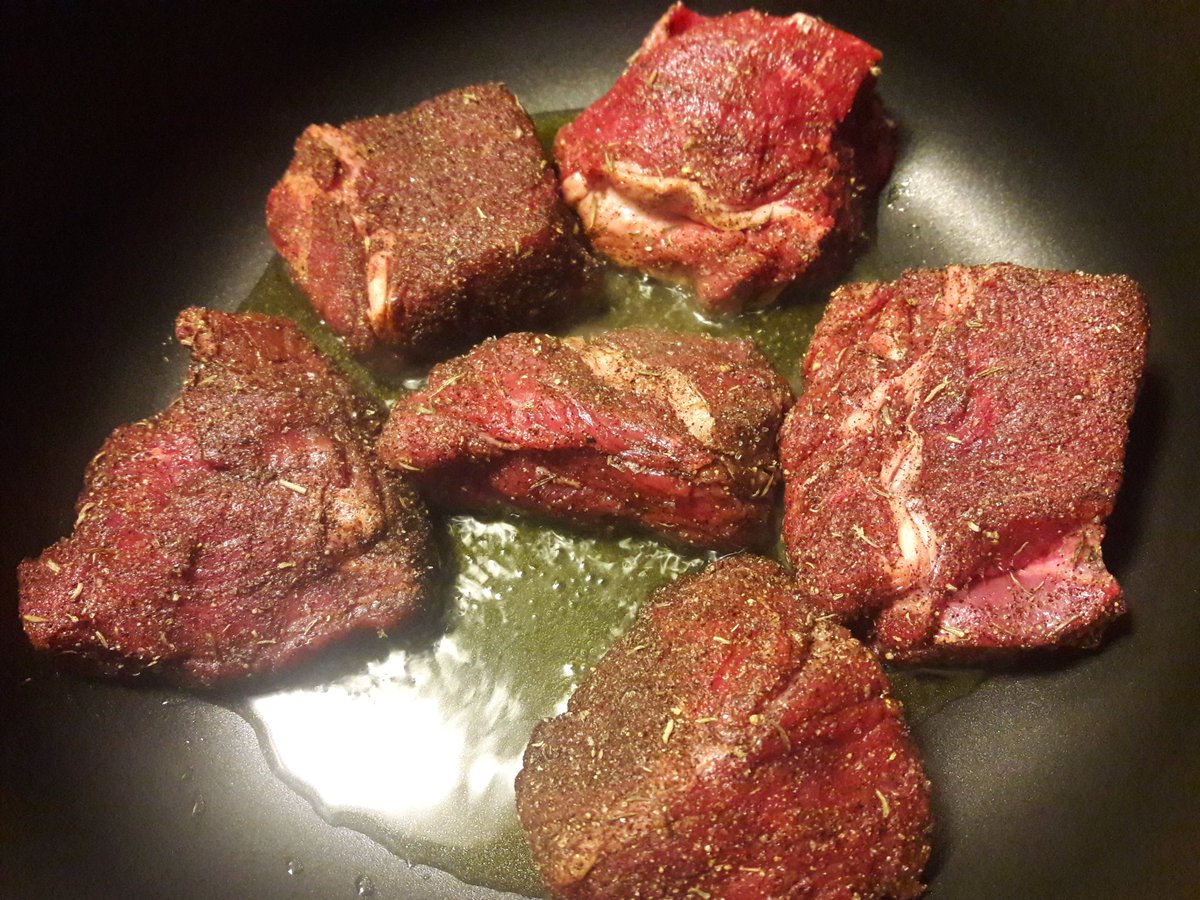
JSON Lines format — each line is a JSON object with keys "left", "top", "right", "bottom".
{"left": 516, "top": 555, "right": 932, "bottom": 899}
{"left": 555, "top": 3, "right": 894, "bottom": 313}
{"left": 18, "top": 309, "right": 435, "bottom": 687}
{"left": 268, "top": 83, "right": 594, "bottom": 357}
{"left": 378, "top": 329, "right": 792, "bottom": 551}
{"left": 780, "top": 264, "right": 1147, "bottom": 661}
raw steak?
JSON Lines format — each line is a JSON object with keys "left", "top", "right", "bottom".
{"left": 377, "top": 329, "right": 792, "bottom": 551}
{"left": 267, "top": 83, "right": 594, "bottom": 357}
{"left": 515, "top": 555, "right": 932, "bottom": 900}
{"left": 18, "top": 309, "right": 436, "bottom": 687}
{"left": 780, "top": 265, "right": 1148, "bottom": 661}
{"left": 554, "top": 3, "right": 894, "bottom": 314}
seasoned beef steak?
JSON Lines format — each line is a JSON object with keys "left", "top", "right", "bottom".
{"left": 555, "top": 3, "right": 894, "bottom": 314}
{"left": 18, "top": 309, "right": 435, "bottom": 687}
{"left": 780, "top": 265, "right": 1148, "bottom": 661}
{"left": 515, "top": 555, "right": 932, "bottom": 900}
{"left": 377, "top": 329, "right": 793, "bottom": 551}
{"left": 267, "top": 83, "right": 594, "bottom": 357}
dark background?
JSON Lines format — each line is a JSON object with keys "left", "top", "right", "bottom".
{"left": 3, "top": 2, "right": 1198, "bottom": 898}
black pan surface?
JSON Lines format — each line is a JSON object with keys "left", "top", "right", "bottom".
{"left": 4, "top": 2, "right": 1199, "bottom": 898}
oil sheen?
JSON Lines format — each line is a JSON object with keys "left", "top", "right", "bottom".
{"left": 235, "top": 114, "right": 985, "bottom": 898}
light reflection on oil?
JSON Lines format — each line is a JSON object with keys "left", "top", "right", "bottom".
{"left": 252, "top": 652, "right": 473, "bottom": 823}
{"left": 246, "top": 516, "right": 705, "bottom": 895}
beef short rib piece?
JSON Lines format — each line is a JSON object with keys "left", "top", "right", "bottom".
{"left": 515, "top": 555, "right": 932, "bottom": 900}
{"left": 267, "top": 83, "right": 594, "bottom": 357}
{"left": 780, "top": 265, "right": 1148, "bottom": 661}
{"left": 18, "top": 309, "right": 435, "bottom": 687}
{"left": 554, "top": 3, "right": 894, "bottom": 314}
{"left": 377, "top": 329, "right": 792, "bottom": 551}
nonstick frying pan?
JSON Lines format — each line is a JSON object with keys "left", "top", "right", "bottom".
{"left": 4, "top": 2, "right": 1199, "bottom": 898}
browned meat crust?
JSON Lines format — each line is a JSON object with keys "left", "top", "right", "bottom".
{"left": 516, "top": 555, "right": 932, "bottom": 899}
{"left": 780, "top": 264, "right": 1148, "bottom": 661}
{"left": 555, "top": 4, "right": 894, "bottom": 313}
{"left": 267, "top": 83, "right": 595, "bottom": 357}
{"left": 18, "top": 308, "right": 436, "bottom": 687}
{"left": 377, "top": 329, "right": 793, "bottom": 551}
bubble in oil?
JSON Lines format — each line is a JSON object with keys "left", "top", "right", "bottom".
{"left": 886, "top": 178, "right": 911, "bottom": 212}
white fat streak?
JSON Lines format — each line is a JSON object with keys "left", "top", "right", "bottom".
{"left": 561, "top": 171, "right": 590, "bottom": 206}
{"left": 366, "top": 249, "right": 390, "bottom": 329}
{"left": 875, "top": 267, "right": 979, "bottom": 585}
{"left": 304, "top": 125, "right": 394, "bottom": 333}
{"left": 838, "top": 336, "right": 929, "bottom": 437}
{"left": 871, "top": 330, "right": 907, "bottom": 362}
{"left": 581, "top": 183, "right": 678, "bottom": 243}
{"left": 569, "top": 340, "right": 717, "bottom": 447}
{"left": 607, "top": 161, "right": 818, "bottom": 235}
{"left": 829, "top": 343, "right": 935, "bottom": 587}
{"left": 788, "top": 12, "right": 820, "bottom": 33}
{"left": 819, "top": 381, "right": 938, "bottom": 590}
{"left": 838, "top": 317, "right": 931, "bottom": 440}
{"left": 939, "top": 265, "right": 977, "bottom": 317}
{"left": 564, "top": 160, "right": 824, "bottom": 270}
{"left": 837, "top": 268, "right": 977, "bottom": 589}
{"left": 840, "top": 379, "right": 892, "bottom": 438}
{"left": 882, "top": 438, "right": 936, "bottom": 590}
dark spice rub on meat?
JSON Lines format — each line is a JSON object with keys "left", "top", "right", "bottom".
{"left": 377, "top": 329, "right": 793, "bottom": 551}
{"left": 554, "top": 3, "right": 894, "bottom": 314}
{"left": 515, "top": 555, "right": 932, "bottom": 900}
{"left": 780, "top": 265, "right": 1148, "bottom": 662}
{"left": 266, "top": 83, "right": 594, "bottom": 357}
{"left": 18, "top": 309, "right": 435, "bottom": 688}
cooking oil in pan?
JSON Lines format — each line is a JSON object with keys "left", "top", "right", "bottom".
{"left": 232, "top": 112, "right": 986, "bottom": 896}
{"left": 234, "top": 259, "right": 985, "bottom": 896}
{"left": 245, "top": 515, "right": 703, "bottom": 896}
